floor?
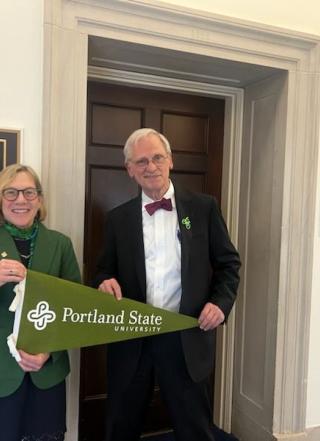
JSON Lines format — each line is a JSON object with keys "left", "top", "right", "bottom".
{"left": 141, "top": 426, "right": 239, "bottom": 440}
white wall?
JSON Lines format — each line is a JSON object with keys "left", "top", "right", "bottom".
{"left": 0, "top": 0, "right": 43, "bottom": 173}
{"left": 163, "top": 0, "right": 320, "bottom": 35}
{"left": 308, "top": 123, "right": 320, "bottom": 428}
{"left": 1, "top": 0, "right": 319, "bottom": 432}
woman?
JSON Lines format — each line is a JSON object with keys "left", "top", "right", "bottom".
{"left": 0, "top": 164, "right": 81, "bottom": 441}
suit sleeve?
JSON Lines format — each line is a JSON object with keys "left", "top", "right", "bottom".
{"left": 208, "top": 199, "right": 241, "bottom": 319}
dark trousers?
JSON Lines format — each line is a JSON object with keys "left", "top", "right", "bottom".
{"left": 0, "top": 374, "right": 66, "bottom": 441}
{"left": 105, "top": 332, "right": 216, "bottom": 441}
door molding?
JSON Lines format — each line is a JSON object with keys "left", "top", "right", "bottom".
{"left": 88, "top": 64, "right": 244, "bottom": 430}
{"left": 42, "top": 1, "right": 320, "bottom": 440}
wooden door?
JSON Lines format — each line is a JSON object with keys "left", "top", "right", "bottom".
{"left": 79, "top": 81, "right": 225, "bottom": 440}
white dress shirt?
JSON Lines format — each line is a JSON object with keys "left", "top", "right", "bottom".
{"left": 142, "top": 181, "right": 182, "bottom": 312}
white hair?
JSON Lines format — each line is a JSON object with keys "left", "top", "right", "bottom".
{"left": 123, "top": 128, "right": 172, "bottom": 162}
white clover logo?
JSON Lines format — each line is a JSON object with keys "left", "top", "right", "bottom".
{"left": 27, "top": 301, "right": 56, "bottom": 331}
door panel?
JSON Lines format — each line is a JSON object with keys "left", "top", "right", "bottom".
{"left": 232, "top": 74, "right": 287, "bottom": 441}
{"left": 162, "top": 112, "right": 208, "bottom": 152}
{"left": 79, "top": 81, "right": 225, "bottom": 441}
{"left": 91, "top": 103, "right": 143, "bottom": 145}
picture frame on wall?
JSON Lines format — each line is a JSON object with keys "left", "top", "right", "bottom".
{"left": 0, "top": 128, "right": 21, "bottom": 170}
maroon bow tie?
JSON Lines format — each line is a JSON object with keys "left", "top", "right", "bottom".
{"left": 145, "top": 197, "right": 173, "bottom": 215}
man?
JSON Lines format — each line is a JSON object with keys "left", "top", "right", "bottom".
{"left": 95, "top": 128, "right": 241, "bottom": 441}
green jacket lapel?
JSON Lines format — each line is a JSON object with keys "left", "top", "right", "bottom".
{"left": 0, "top": 223, "right": 58, "bottom": 273}
{"left": 30, "top": 223, "right": 57, "bottom": 273}
{"left": 0, "top": 227, "right": 21, "bottom": 262}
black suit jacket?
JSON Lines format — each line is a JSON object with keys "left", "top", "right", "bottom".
{"left": 95, "top": 187, "right": 240, "bottom": 384}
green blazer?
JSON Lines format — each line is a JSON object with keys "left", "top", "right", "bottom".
{"left": 0, "top": 223, "right": 81, "bottom": 397}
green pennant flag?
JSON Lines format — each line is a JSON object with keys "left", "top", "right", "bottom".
{"left": 9, "top": 270, "right": 198, "bottom": 354}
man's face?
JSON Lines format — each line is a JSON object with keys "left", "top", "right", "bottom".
{"left": 126, "top": 134, "right": 173, "bottom": 199}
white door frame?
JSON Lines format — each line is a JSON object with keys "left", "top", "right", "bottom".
{"left": 42, "top": 1, "right": 320, "bottom": 440}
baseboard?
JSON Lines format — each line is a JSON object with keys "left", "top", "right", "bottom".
{"left": 306, "top": 426, "right": 320, "bottom": 441}
{"left": 274, "top": 426, "right": 320, "bottom": 441}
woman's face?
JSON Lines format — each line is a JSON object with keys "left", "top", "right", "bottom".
{"left": 2, "top": 172, "right": 41, "bottom": 229}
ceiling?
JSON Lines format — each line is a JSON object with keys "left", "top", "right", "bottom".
{"left": 88, "top": 36, "right": 282, "bottom": 88}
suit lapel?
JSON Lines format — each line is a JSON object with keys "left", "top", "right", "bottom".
{"left": 174, "top": 187, "right": 194, "bottom": 296}
{"left": 125, "top": 196, "right": 147, "bottom": 301}
{"left": 124, "top": 188, "right": 194, "bottom": 302}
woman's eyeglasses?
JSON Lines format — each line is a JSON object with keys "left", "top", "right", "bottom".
{"left": 2, "top": 187, "right": 41, "bottom": 201}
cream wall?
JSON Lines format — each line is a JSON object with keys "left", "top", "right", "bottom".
{"left": 0, "top": 0, "right": 44, "bottom": 173}
{"left": 309, "top": 123, "right": 320, "bottom": 428}
{"left": 163, "top": 0, "right": 320, "bottom": 34}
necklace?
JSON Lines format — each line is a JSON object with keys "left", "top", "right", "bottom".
{"left": 19, "top": 252, "right": 32, "bottom": 259}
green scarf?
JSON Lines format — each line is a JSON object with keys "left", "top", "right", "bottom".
{"left": 4, "top": 220, "right": 39, "bottom": 267}
{"left": 4, "top": 220, "right": 38, "bottom": 239}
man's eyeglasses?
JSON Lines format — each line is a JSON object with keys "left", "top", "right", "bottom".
{"left": 130, "top": 154, "right": 168, "bottom": 169}
{"left": 2, "top": 188, "right": 41, "bottom": 201}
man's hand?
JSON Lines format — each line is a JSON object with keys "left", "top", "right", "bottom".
{"left": 198, "top": 303, "right": 225, "bottom": 331}
{"left": 18, "top": 350, "right": 50, "bottom": 372}
{"left": 98, "top": 278, "right": 122, "bottom": 300}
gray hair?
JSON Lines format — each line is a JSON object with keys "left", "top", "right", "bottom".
{"left": 123, "top": 128, "right": 172, "bottom": 163}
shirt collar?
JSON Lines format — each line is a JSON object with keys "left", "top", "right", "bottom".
{"left": 142, "top": 181, "right": 176, "bottom": 210}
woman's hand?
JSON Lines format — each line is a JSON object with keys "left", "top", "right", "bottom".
{"left": 0, "top": 258, "right": 26, "bottom": 287}
{"left": 17, "top": 350, "right": 50, "bottom": 372}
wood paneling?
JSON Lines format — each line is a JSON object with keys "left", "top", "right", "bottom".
{"left": 162, "top": 112, "right": 208, "bottom": 153}
{"left": 91, "top": 104, "right": 143, "bottom": 146}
